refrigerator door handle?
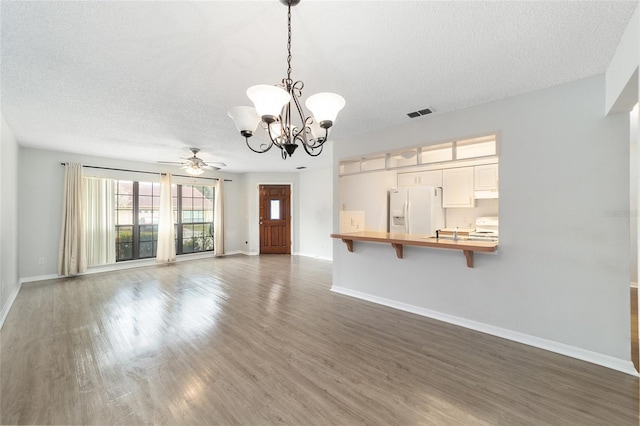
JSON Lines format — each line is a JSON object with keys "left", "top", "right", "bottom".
{"left": 404, "top": 201, "right": 409, "bottom": 233}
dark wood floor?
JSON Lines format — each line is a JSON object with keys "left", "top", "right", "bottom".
{"left": 1, "top": 255, "right": 638, "bottom": 425}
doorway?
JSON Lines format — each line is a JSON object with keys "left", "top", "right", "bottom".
{"left": 259, "top": 184, "right": 291, "bottom": 254}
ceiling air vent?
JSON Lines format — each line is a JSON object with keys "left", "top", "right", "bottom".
{"left": 407, "top": 107, "right": 434, "bottom": 118}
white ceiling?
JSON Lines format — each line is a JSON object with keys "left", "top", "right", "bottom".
{"left": 1, "top": 1, "right": 637, "bottom": 173}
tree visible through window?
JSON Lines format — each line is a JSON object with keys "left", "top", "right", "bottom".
{"left": 114, "top": 180, "right": 214, "bottom": 262}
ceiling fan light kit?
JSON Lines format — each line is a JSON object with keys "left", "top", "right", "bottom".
{"left": 227, "top": 0, "right": 345, "bottom": 160}
{"left": 183, "top": 164, "right": 205, "bottom": 176}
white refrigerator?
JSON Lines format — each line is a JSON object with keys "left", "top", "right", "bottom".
{"left": 389, "top": 186, "right": 445, "bottom": 235}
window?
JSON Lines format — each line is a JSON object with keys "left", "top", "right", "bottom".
{"left": 270, "top": 200, "right": 281, "bottom": 220}
{"left": 115, "top": 180, "right": 134, "bottom": 261}
{"left": 420, "top": 143, "right": 453, "bottom": 164}
{"left": 338, "top": 133, "right": 498, "bottom": 175}
{"left": 114, "top": 180, "right": 215, "bottom": 262}
{"left": 138, "top": 182, "right": 161, "bottom": 258}
{"left": 455, "top": 136, "right": 497, "bottom": 159}
{"left": 175, "top": 185, "right": 215, "bottom": 254}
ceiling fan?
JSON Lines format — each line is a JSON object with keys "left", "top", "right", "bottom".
{"left": 158, "top": 148, "right": 226, "bottom": 175}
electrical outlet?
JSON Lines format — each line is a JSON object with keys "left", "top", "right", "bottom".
{"left": 38, "top": 258, "right": 45, "bottom": 265}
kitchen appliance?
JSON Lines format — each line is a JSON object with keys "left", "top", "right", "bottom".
{"left": 389, "top": 186, "right": 445, "bottom": 235}
{"left": 469, "top": 216, "right": 499, "bottom": 241}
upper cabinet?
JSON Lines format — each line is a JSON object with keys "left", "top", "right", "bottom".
{"left": 442, "top": 167, "right": 475, "bottom": 208}
{"left": 474, "top": 163, "right": 499, "bottom": 191}
{"left": 397, "top": 170, "right": 442, "bottom": 187}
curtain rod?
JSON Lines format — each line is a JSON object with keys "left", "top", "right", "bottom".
{"left": 60, "top": 163, "right": 232, "bottom": 182}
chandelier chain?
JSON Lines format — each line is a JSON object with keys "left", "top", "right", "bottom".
{"left": 286, "top": 1, "right": 292, "bottom": 83}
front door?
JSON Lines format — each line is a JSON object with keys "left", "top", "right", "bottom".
{"left": 259, "top": 184, "right": 291, "bottom": 254}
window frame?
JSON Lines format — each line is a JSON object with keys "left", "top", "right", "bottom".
{"left": 114, "top": 180, "right": 215, "bottom": 262}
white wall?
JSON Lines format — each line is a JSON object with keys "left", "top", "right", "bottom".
{"left": 632, "top": 104, "right": 639, "bottom": 285}
{"left": 221, "top": 173, "right": 247, "bottom": 255}
{"left": 18, "top": 148, "right": 244, "bottom": 278}
{"left": 606, "top": 6, "right": 639, "bottom": 113}
{"left": 298, "top": 168, "right": 333, "bottom": 260}
{"left": 1, "top": 114, "right": 21, "bottom": 327}
{"left": 338, "top": 170, "right": 396, "bottom": 232}
{"left": 333, "top": 75, "right": 634, "bottom": 373}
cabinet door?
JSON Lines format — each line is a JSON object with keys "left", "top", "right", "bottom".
{"left": 397, "top": 172, "right": 420, "bottom": 187}
{"left": 474, "top": 163, "right": 499, "bottom": 191}
{"left": 397, "top": 170, "right": 443, "bottom": 187}
{"left": 417, "top": 170, "right": 442, "bottom": 187}
{"left": 442, "top": 167, "right": 475, "bottom": 208}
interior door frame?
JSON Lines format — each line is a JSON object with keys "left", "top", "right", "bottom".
{"left": 255, "top": 182, "right": 294, "bottom": 254}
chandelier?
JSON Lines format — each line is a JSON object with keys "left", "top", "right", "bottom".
{"left": 227, "top": 0, "right": 345, "bottom": 159}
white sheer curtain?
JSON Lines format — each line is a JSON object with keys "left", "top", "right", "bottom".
{"left": 83, "top": 177, "right": 116, "bottom": 266}
{"left": 156, "top": 173, "right": 176, "bottom": 263}
{"left": 214, "top": 178, "right": 224, "bottom": 257}
{"left": 58, "top": 163, "right": 87, "bottom": 275}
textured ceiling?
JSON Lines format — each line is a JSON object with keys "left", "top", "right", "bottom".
{"left": 1, "top": 1, "right": 637, "bottom": 173}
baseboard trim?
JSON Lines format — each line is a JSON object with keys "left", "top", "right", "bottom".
{"left": 223, "top": 250, "right": 243, "bottom": 256}
{"left": 293, "top": 252, "right": 333, "bottom": 262}
{"left": 0, "top": 280, "right": 22, "bottom": 330}
{"left": 20, "top": 251, "right": 329, "bottom": 284}
{"left": 21, "top": 252, "right": 218, "bottom": 283}
{"left": 21, "top": 273, "right": 59, "bottom": 284}
{"left": 331, "top": 286, "right": 639, "bottom": 377}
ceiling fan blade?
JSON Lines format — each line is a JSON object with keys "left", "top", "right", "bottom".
{"left": 161, "top": 148, "right": 224, "bottom": 172}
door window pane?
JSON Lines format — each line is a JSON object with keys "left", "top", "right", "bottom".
{"left": 270, "top": 200, "right": 280, "bottom": 220}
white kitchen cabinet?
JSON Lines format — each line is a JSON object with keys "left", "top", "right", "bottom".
{"left": 474, "top": 163, "right": 499, "bottom": 191}
{"left": 442, "top": 167, "right": 475, "bottom": 208}
{"left": 397, "top": 170, "right": 442, "bottom": 187}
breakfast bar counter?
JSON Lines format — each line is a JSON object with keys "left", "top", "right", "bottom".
{"left": 330, "top": 231, "right": 498, "bottom": 268}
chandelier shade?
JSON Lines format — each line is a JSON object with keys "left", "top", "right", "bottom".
{"left": 227, "top": 0, "right": 344, "bottom": 160}
{"left": 246, "top": 85, "right": 291, "bottom": 123}
{"left": 227, "top": 106, "right": 261, "bottom": 137}
{"left": 305, "top": 92, "right": 346, "bottom": 127}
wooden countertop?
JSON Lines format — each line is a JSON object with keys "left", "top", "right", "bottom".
{"left": 330, "top": 231, "right": 498, "bottom": 268}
